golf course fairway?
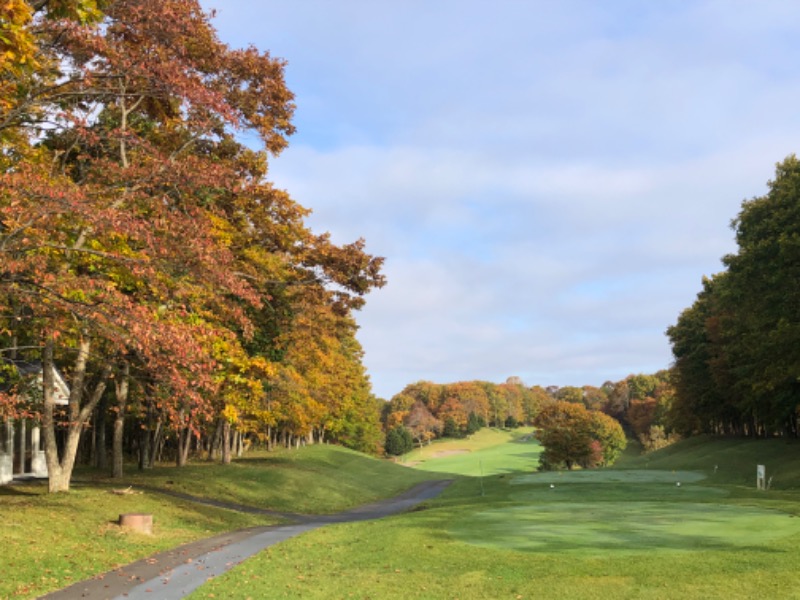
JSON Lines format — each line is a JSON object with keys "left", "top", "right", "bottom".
{"left": 187, "top": 433, "right": 800, "bottom": 599}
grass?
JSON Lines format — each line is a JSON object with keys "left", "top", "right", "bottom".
{"left": 0, "top": 444, "right": 438, "bottom": 599}
{"left": 116, "top": 444, "right": 436, "bottom": 513}
{"left": 0, "top": 483, "right": 270, "bottom": 599}
{"left": 189, "top": 434, "right": 800, "bottom": 600}
{"left": 617, "top": 434, "right": 800, "bottom": 489}
{"left": 7, "top": 434, "right": 800, "bottom": 599}
{"left": 401, "top": 427, "right": 540, "bottom": 476}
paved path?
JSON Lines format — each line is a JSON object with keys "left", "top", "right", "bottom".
{"left": 39, "top": 479, "right": 452, "bottom": 600}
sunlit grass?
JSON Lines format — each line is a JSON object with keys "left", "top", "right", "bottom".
{"left": 617, "top": 435, "right": 800, "bottom": 489}
{"left": 401, "top": 427, "right": 541, "bottom": 476}
{"left": 0, "top": 483, "right": 271, "bottom": 599}
{"left": 94, "top": 444, "right": 437, "bottom": 514}
{"left": 190, "top": 436, "right": 800, "bottom": 600}
{"left": 0, "top": 444, "right": 439, "bottom": 599}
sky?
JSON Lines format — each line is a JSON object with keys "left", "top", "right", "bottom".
{"left": 200, "top": 0, "right": 800, "bottom": 399}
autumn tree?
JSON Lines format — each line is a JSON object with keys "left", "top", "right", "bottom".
{"left": 1, "top": 0, "right": 386, "bottom": 489}
{"left": 526, "top": 385, "right": 552, "bottom": 422}
{"left": 581, "top": 386, "right": 607, "bottom": 412}
{"left": 438, "top": 396, "right": 468, "bottom": 437}
{"left": 587, "top": 410, "right": 627, "bottom": 466}
{"left": 555, "top": 386, "right": 584, "bottom": 404}
{"left": 534, "top": 401, "right": 625, "bottom": 470}
{"left": 442, "top": 381, "right": 490, "bottom": 424}
{"left": 405, "top": 400, "right": 441, "bottom": 447}
{"left": 382, "top": 392, "right": 415, "bottom": 430}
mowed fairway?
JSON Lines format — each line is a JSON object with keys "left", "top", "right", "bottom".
{"left": 190, "top": 435, "right": 800, "bottom": 599}
{"left": 402, "top": 427, "right": 542, "bottom": 476}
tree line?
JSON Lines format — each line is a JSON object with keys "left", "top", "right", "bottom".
{"left": 0, "top": 0, "right": 385, "bottom": 491}
{"left": 667, "top": 156, "right": 800, "bottom": 439}
{"left": 380, "top": 374, "right": 676, "bottom": 468}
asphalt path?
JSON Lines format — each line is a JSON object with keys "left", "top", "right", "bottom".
{"left": 39, "top": 479, "right": 452, "bottom": 600}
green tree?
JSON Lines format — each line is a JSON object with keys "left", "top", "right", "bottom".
{"left": 466, "top": 411, "right": 483, "bottom": 435}
{"left": 384, "top": 426, "right": 413, "bottom": 456}
{"left": 667, "top": 155, "right": 800, "bottom": 438}
{"left": 666, "top": 275, "right": 730, "bottom": 435}
{"left": 442, "top": 417, "right": 461, "bottom": 438}
{"left": 721, "top": 155, "right": 800, "bottom": 435}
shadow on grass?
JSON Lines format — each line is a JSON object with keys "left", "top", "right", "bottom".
{"left": 0, "top": 485, "right": 42, "bottom": 496}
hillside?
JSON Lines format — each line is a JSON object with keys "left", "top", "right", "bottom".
{"left": 618, "top": 434, "right": 800, "bottom": 489}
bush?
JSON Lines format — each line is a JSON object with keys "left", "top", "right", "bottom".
{"left": 466, "top": 412, "right": 483, "bottom": 435}
{"left": 384, "top": 426, "right": 414, "bottom": 456}
{"left": 442, "top": 417, "right": 461, "bottom": 438}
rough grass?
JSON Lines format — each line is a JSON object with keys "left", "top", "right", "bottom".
{"left": 190, "top": 435, "right": 800, "bottom": 600}
{"left": 617, "top": 434, "right": 800, "bottom": 489}
{"left": 0, "top": 444, "right": 438, "bottom": 599}
{"left": 0, "top": 483, "right": 270, "bottom": 599}
{"left": 89, "top": 444, "right": 436, "bottom": 514}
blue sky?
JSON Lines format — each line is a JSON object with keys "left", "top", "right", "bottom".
{"left": 201, "top": 0, "right": 800, "bottom": 399}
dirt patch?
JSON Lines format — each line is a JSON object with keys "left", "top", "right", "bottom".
{"left": 431, "top": 449, "right": 470, "bottom": 458}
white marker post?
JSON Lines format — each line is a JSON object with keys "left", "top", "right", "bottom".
{"left": 757, "top": 464, "right": 766, "bottom": 490}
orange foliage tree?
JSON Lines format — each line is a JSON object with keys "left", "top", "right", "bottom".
{"left": 0, "top": 0, "right": 386, "bottom": 489}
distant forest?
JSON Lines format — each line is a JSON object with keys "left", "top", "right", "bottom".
{"left": 382, "top": 372, "right": 675, "bottom": 454}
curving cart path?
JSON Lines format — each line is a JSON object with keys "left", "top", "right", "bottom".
{"left": 39, "top": 479, "right": 452, "bottom": 600}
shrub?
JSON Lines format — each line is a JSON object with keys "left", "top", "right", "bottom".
{"left": 384, "top": 426, "right": 414, "bottom": 456}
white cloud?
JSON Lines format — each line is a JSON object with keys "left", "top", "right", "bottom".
{"left": 202, "top": 0, "right": 800, "bottom": 398}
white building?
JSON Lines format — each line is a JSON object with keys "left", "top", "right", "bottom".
{"left": 0, "top": 361, "right": 70, "bottom": 484}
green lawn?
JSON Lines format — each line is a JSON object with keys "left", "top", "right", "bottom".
{"left": 190, "top": 434, "right": 800, "bottom": 600}
{"left": 7, "top": 434, "right": 800, "bottom": 599}
{"left": 118, "top": 444, "right": 435, "bottom": 513}
{"left": 0, "top": 483, "right": 271, "bottom": 599}
{"left": 401, "top": 427, "right": 541, "bottom": 476}
{"left": 0, "top": 444, "right": 437, "bottom": 599}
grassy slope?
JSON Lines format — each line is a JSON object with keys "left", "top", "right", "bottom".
{"left": 0, "top": 445, "right": 437, "bottom": 599}
{"left": 402, "top": 427, "right": 540, "bottom": 476}
{"left": 0, "top": 484, "right": 270, "bottom": 599}
{"left": 617, "top": 434, "right": 800, "bottom": 489}
{"left": 117, "top": 444, "right": 436, "bottom": 513}
{"left": 191, "top": 435, "right": 800, "bottom": 600}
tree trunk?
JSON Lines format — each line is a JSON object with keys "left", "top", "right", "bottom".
{"left": 138, "top": 425, "right": 150, "bottom": 470}
{"left": 181, "top": 430, "right": 192, "bottom": 465}
{"left": 235, "top": 431, "right": 244, "bottom": 457}
{"left": 177, "top": 414, "right": 192, "bottom": 467}
{"left": 42, "top": 336, "right": 112, "bottom": 493}
{"left": 95, "top": 397, "right": 108, "bottom": 470}
{"left": 207, "top": 419, "right": 222, "bottom": 461}
{"left": 221, "top": 420, "right": 231, "bottom": 465}
{"left": 151, "top": 418, "right": 164, "bottom": 467}
{"left": 112, "top": 361, "right": 129, "bottom": 478}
